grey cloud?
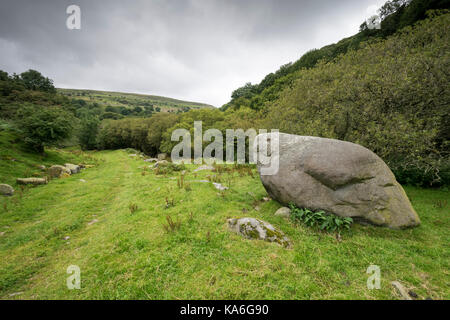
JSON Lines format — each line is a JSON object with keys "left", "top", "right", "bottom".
{"left": 0, "top": 0, "right": 386, "bottom": 106}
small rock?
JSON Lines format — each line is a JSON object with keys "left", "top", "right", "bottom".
{"left": 0, "top": 232, "right": 5, "bottom": 236}
{"left": 254, "top": 206, "right": 261, "bottom": 211}
{"left": 129, "top": 154, "right": 138, "bottom": 157}
{"left": 262, "top": 197, "right": 271, "bottom": 202}
{"left": 275, "top": 207, "right": 291, "bottom": 218}
{"left": 49, "top": 165, "right": 71, "bottom": 178}
{"left": 157, "top": 153, "right": 168, "bottom": 161}
{"left": 0, "top": 184, "right": 14, "bottom": 196}
{"left": 213, "top": 182, "right": 228, "bottom": 191}
{"left": 65, "top": 163, "right": 81, "bottom": 174}
{"left": 79, "top": 179, "right": 86, "bottom": 183}
{"left": 391, "top": 281, "right": 412, "bottom": 300}
{"left": 37, "top": 165, "right": 46, "bottom": 170}
{"left": 144, "top": 158, "right": 158, "bottom": 163}
{"left": 16, "top": 178, "right": 48, "bottom": 185}
{"left": 9, "top": 292, "right": 23, "bottom": 297}
{"left": 154, "top": 160, "right": 168, "bottom": 168}
{"left": 228, "top": 217, "right": 291, "bottom": 248}
{"left": 88, "top": 219, "right": 99, "bottom": 226}
{"left": 408, "top": 290, "right": 419, "bottom": 299}
{"left": 194, "top": 165, "right": 215, "bottom": 172}
{"left": 63, "top": 236, "right": 70, "bottom": 240}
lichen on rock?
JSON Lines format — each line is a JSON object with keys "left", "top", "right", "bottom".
{"left": 228, "top": 217, "right": 292, "bottom": 248}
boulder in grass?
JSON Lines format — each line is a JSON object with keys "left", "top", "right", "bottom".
{"left": 194, "top": 165, "right": 215, "bottom": 172}
{"left": 49, "top": 165, "right": 71, "bottom": 178}
{"left": 275, "top": 207, "right": 291, "bottom": 218}
{"left": 256, "top": 133, "right": 420, "bottom": 229}
{"left": 157, "top": 153, "right": 168, "bottom": 161}
{"left": 0, "top": 184, "right": 14, "bottom": 196}
{"left": 228, "top": 217, "right": 292, "bottom": 248}
{"left": 16, "top": 178, "right": 48, "bottom": 185}
{"left": 64, "top": 163, "right": 80, "bottom": 174}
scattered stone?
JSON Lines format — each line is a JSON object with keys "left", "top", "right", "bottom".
{"left": 256, "top": 133, "right": 421, "bottom": 229}
{"left": 0, "top": 184, "right": 14, "bottom": 196}
{"left": 275, "top": 207, "right": 291, "bottom": 218}
{"left": 263, "top": 197, "right": 271, "bottom": 202}
{"left": 129, "top": 154, "right": 138, "bottom": 157}
{"left": 49, "top": 165, "right": 71, "bottom": 178}
{"left": 9, "top": 292, "right": 23, "bottom": 297}
{"left": 154, "top": 160, "right": 168, "bottom": 168}
{"left": 0, "top": 232, "right": 5, "bottom": 236}
{"left": 213, "top": 182, "right": 228, "bottom": 191}
{"left": 65, "top": 163, "right": 81, "bottom": 174}
{"left": 254, "top": 206, "right": 261, "bottom": 211}
{"left": 391, "top": 281, "right": 413, "bottom": 300}
{"left": 88, "top": 219, "right": 99, "bottom": 226}
{"left": 157, "top": 153, "right": 168, "bottom": 161}
{"left": 144, "top": 158, "right": 158, "bottom": 163}
{"left": 16, "top": 178, "right": 48, "bottom": 185}
{"left": 63, "top": 236, "right": 70, "bottom": 240}
{"left": 37, "top": 165, "right": 46, "bottom": 170}
{"left": 79, "top": 179, "right": 86, "bottom": 183}
{"left": 84, "top": 165, "right": 95, "bottom": 169}
{"left": 194, "top": 165, "right": 215, "bottom": 172}
{"left": 227, "top": 217, "right": 291, "bottom": 248}
{"left": 408, "top": 290, "right": 419, "bottom": 299}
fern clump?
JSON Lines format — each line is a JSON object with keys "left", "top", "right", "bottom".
{"left": 289, "top": 204, "right": 353, "bottom": 234}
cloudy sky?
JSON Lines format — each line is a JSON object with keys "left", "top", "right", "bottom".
{"left": 0, "top": 0, "right": 385, "bottom": 107}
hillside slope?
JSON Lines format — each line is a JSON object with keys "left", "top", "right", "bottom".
{"left": 58, "top": 89, "right": 215, "bottom": 114}
{"left": 222, "top": 0, "right": 450, "bottom": 111}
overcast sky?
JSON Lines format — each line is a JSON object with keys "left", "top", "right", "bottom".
{"left": 0, "top": 0, "right": 386, "bottom": 107}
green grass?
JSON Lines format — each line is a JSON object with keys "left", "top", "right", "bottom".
{"left": 0, "top": 149, "right": 449, "bottom": 300}
{"left": 58, "top": 88, "right": 215, "bottom": 112}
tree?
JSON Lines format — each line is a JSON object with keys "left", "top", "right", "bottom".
{"left": 78, "top": 116, "right": 100, "bottom": 150}
{"left": 19, "top": 69, "right": 56, "bottom": 93}
{"left": 17, "top": 105, "right": 74, "bottom": 153}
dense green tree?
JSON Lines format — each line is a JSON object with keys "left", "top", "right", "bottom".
{"left": 78, "top": 116, "right": 100, "bottom": 150}
{"left": 17, "top": 105, "right": 74, "bottom": 153}
{"left": 19, "top": 69, "right": 56, "bottom": 93}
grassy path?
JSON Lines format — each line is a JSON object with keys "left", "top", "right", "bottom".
{"left": 0, "top": 150, "right": 449, "bottom": 299}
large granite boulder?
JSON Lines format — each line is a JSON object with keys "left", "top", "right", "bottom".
{"left": 49, "top": 165, "right": 71, "bottom": 178}
{"left": 255, "top": 133, "right": 420, "bottom": 229}
{"left": 228, "top": 217, "right": 292, "bottom": 248}
{"left": 0, "top": 184, "right": 14, "bottom": 196}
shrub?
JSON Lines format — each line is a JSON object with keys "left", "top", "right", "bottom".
{"left": 162, "top": 215, "right": 181, "bottom": 233}
{"left": 17, "top": 105, "right": 74, "bottom": 153}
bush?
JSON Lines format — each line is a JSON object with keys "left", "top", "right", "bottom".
{"left": 17, "top": 105, "right": 74, "bottom": 153}
{"left": 78, "top": 116, "right": 100, "bottom": 150}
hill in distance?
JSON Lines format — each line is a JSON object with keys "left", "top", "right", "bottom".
{"left": 58, "top": 88, "right": 215, "bottom": 113}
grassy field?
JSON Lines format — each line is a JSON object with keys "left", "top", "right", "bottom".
{"left": 0, "top": 147, "right": 448, "bottom": 300}
{"left": 58, "top": 88, "right": 215, "bottom": 112}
